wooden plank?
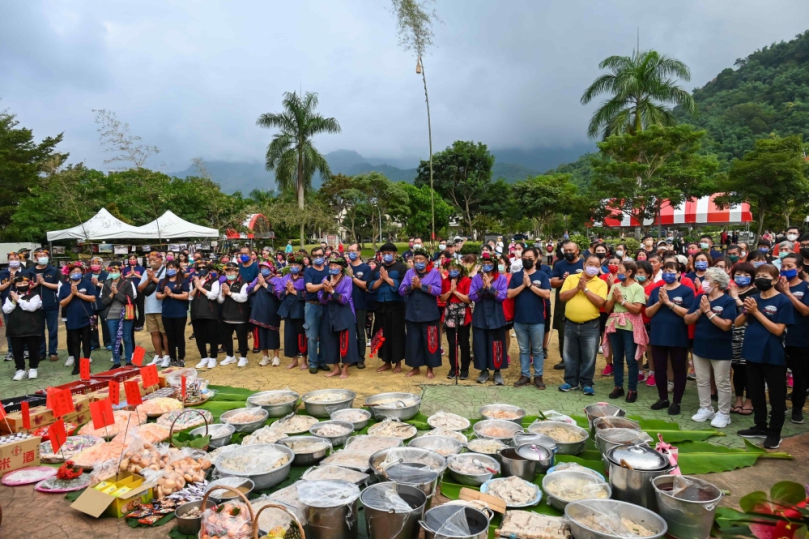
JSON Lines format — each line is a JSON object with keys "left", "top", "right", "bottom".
{"left": 459, "top": 487, "right": 507, "bottom": 514}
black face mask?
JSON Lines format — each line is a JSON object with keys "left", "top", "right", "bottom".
{"left": 522, "top": 259, "right": 534, "bottom": 270}
{"left": 595, "top": 253, "right": 606, "bottom": 260}
{"left": 754, "top": 277, "right": 774, "bottom": 291}
{"left": 563, "top": 252, "right": 576, "bottom": 262}
{"left": 800, "top": 247, "right": 809, "bottom": 259}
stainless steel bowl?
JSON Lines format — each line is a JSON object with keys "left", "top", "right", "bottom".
{"left": 446, "top": 453, "right": 500, "bottom": 486}
{"left": 190, "top": 423, "right": 235, "bottom": 449}
{"left": 516, "top": 443, "right": 553, "bottom": 474}
{"left": 364, "top": 392, "right": 422, "bottom": 421}
{"left": 497, "top": 447, "right": 537, "bottom": 480}
{"left": 369, "top": 446, "right": 447, "bottom": 482}
{"left": 479, "top": 404, "right": 526, "bottom": 425}
{"left": 408, "top": 435, "right": 464, "bottom": 456}
{"left": 565, "top": 499, "right": 668, "bottom": 539}
{"left": 513, "top": 433, "right": 558, "bottom": 455}
{"left": 542, "top": 471, "right": 611, "bottom": 512}
{"left": 329, "top": 408, "right": 372, "bottom": 431}
{"left": 584, "top": 403, "right": 626, "bottom": 430}
{"left": 527, "top": 421, "right": 588, "bottom": 455}
{"left": 214, "top": 443, "right": 294, "bottom": 490}
{"left": 301, "top": 389, "right": 356, "bottom": 418}
{"left": 246, "top": 390, "right": 300, "bottom": 417}
{"left": 277, "top": 435, "right": 332, "bottom": 466}
{"left": 309, "top": 420, "right": 355, "bottom": 446}
{"left": 593, "top": 416, "right": 640, "bottom": 433}
{"left": 174, "top": 499, "right": 216, "bottom": 536}
{"left": 220, "top": 407, "right": 269, "bottom": 434}
{"left": 205, "top": 477, "right": 255, "bottom": 501}
{"left": 473, "top": 419, "right": 524, "bottom": 443}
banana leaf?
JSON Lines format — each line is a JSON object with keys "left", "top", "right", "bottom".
{"left": 671, "top": 440, "right": 791, "bottom": 474}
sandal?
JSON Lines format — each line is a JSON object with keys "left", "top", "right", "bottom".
{"left": 730, "top": 406, "right": 742, "bottom": 414}
{"left": 739, "top": 407, "right": 754, "bottom": 416}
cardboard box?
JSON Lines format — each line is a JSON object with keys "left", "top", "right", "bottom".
{"left": 0, "top": 394, "right": 91, "bottom": 433}
{"left": 0, "top": 436, "right": 41, "bottom": 476}
{"left": 71, "top": 472, "right": 154, "bottom": 518}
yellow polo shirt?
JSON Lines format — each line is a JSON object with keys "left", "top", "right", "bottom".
{"left": 560, "top": 274, "right": 608, "bottom": 323}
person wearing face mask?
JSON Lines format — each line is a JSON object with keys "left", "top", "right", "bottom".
{"left": 434, "top": 240, "right": 448, "bottom": 261}
{"left": 4, "top": 275, "right": 43, "bottom": 380}
{"left": 155, "top": 261, "right": 190, "bottom": 367}
{"left": 735, "top": 264, "right": 794, "bottom": 449}
{"left": 190, "top": 262, "right": 222, "bottom": 369}
{"left": 755, "top": 239, "right": 773, "bottom": 263}
{"left": 599, "top": 256, "right": 625, "bottom": 376}
{"left": 238, "top": 246, "right": 261, "bottom": 354}
{"left": 86, "top": 256, "right": 111, "bottom": 352}
{"left": 139, "top": 253, "right": 170, "bottom": 367}
{"left": 773, "top": 227, "right": 802, "bottom": 258}
{"left": 302, "top": 247, "right": 330, "bottom": 374}
{"left": 217, "top": 263, "right": 251, "bottom": 367}
{"left": 647, "top": 261, "right": 696, "bottom": 415}
{"left": 737, "top": 242, "right": 750, "bottom": 264}
{"left": 640, "top": 235, "right": 656, "bottom": 258}
{"left": 551, "top": 241, "right": 584, "bottom": 370}
{"left": 771, "top": 241, "right": 794, "bottom": 270}
{"left": 123, "top": 254, "right": 146, "bottom": 332}
{"left": 700, "top": 235, "right": 723, "bottom": 260}
{"left": 30, "top": 248, "right": 60, "bottom": 362}
{"left": 557, "top": 254, "right": 607, "bottom": 394}
{"left": 613, "top": 243, "right": 628, "bottom": 262}
{"left": 686, "top": 252, "right": 712, "bottom": 288}
{"left": 776, "top": 254, "right": 809, "bottom": 424}
{"left": 441, "top": 260, "right": 472, "bottom": 379}
{"left": 729, "top": 263, "right": 757, "bottom": 416}
{"left": 278, "top": 254, "right": 308, "bottom": 369}
{"left": 344, "top": 243, "right": 371, "bottom": 369}
{"left": 57, "top": 263, "right": 96, "bottom": 376}
{"left": 368, "top": 243, "right": 408, "bottom": 374}
{"left": 318, "top": 258, "right": 358, "bottom": 379}
{"left": 470, "top": 252, "right": 509, "bottom": 385}
{"left": 397, "top": 248, "right": 443, "bottom": 379}
{"left": 100, "top": 261, "right": 137, "bottom": 368}
{"left": 402, "top": 237, "right": 416, "bottom": 260}
{"left": 0, "top": 253, "right": 30, "bottom": 361}
{"left": 635, "top": 250, "right": 648, "bottom": 262}
{"left": 247, "top": 261, "right": 283, "bottom": 367}
{"left": 498, "top": 254, "right": 516, "bottom": 360}
{"left": 726, "top": 245, "right": 742, "bottom": 268}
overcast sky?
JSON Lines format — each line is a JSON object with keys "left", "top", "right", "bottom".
{"left": 2, "top": 0, "right": 809, "bottom": 172}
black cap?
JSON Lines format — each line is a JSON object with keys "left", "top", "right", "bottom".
{"left": 380, "top": 242, "right": 398, "bottom": 253}
{"left": 17, "top": 248, "right": 30, "bottom": 255}
{"left": 224, "top": 262, "right": 239, "bottom": 270}
{"left": 13, "top": 274, "right": 31, "bottom": 284}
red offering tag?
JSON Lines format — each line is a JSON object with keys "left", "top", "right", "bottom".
{"left": 45, "top": 387, "right": 56, "bottom": 411}
{"left": 51, "top": 389, "right": 76, "bottom": 418}
{"left": 21, "top": 401, "right": 30, "bottom": 430}
{"left": 109, "top": 381, "right": 120, "bottom": 405}
{"left": 131, "top": 346, "right": 146, "bottom": 367}
{"left": 181, "top": 375, "right": 187, "bottom": 401}
{"left": 50, "top": 418, "right": 67, "bottom": 454}
{"left": 79, "top": 357, "right": 91, "bottom": 381}
{"left": 124, "top": 381, "right": 142, "bottom": 406}
{"left": 90, "top": 399, "right": 115, "bottom": 430}
{"left": 140, "top": 364, "right": 159, "bottom": 389}
{"left": 0, "top": 401, "right": 5, "bottom": 421}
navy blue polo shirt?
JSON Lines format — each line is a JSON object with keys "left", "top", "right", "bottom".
{"left": 509, "top": 270, "right": 550, "bottom": 325}
{"left": 304, "top": 266, "right": 329, "bottom": 302}
{"left": 741, "top": 293, "right": 794, "bottom": 365}
{"left": 552, "top": 259, "right": 584, "bottom": 284}
{"left": 31, "top": 265, "right": 61, "bottom": 310}
{"left": 688, "top": 293, "right": 737, "bottom": 359}
{"left": 349, "top": 262, "right": 371, "bottom": 311}
{"left": 57, "top": 282, "right": 94, "bottom": 330}
{"left": 648, "top": 285, "right": 695, "bottom": 348}
{"left": 785, "top": 281, "right": 809, "bottom": 348}
{"left": 158, "top": 278, "right": 190, "bottom": 318}
{"left": 239, "top": 262, "right": 259, "bottom": 285}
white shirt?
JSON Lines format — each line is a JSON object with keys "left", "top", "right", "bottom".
{"left": 217, "top": 282, "right": 248, "bottom": 304}
{"left": 3, "top": 294, "right": 42, "bottom": 314}
{"left": 139, "top": 266, "right": 165, "bottom": 314}
{"left": 190, "top": 279, "right": 221, "bottom": 302}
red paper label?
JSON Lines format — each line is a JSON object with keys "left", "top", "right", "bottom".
{"left": 109, "top": 381, "right": 120, "bottom": 405}
{"left": 0, "top": 401, "right": 5, "bottom": 421}
{"left": 50, "top": 419, "right": 67, "bottom": 454}
{"left": 79, "top": 357, "right": 91, "bottom": 381}
{"left": 21, "top": 401, "right": 30, "bottom": 430}
{"left": 51, "top": 389, "right": 75, "bottom": 418}
{"left": 90, "top": 399, "right": 115, "bottom": 430}
{"left": 140, "top": 364, "right": 159, "bottom": 389}
{"left": 181, "top": 376, "right": 187, "bottom": 401}
{"left": 124, "top": 381, "right": 142, "bottom": 406}
{"left": 131, "top": 346, "right": 146, "bottom": 367}
{"left": 45, "top": 387, "right": 56, "bottom": 411}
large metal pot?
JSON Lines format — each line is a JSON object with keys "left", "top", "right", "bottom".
{"left": 478, "top": 404, "right": 525, "bottom": 426}
{"left": 214, "top": 443, "right": 294, "bottom": 490}
{"left": 515, "top": 443, "right": 553, "bottom": 474}
{"left": 652, "top": 475, "right": 723, "bottom": 539}
{"left": 565, "top": 499, "right": 668, "bottom": 539}
{"left": 175, "top": 499, "right": 216, "bottom": 535}
{"left": 247, "top": 389, "right": 300, "bottom": 417}
{"left": 526, "top": 421, "right": 588, "bottom": 455}
{"left": 583, "top": 403, "right": 626, "bottom": 431}
{"left": 385, "top": 462, "right": 440, "bottom": 499}
{"left": 298, "top": 480, "right": 362, "bottom": 539}
{"left": 368, "top": 447, "right": 447, "bottom": 482}
{"left": 607, "top": 444, "right": 672, "bottom": 510}
{"left": 362, "top": 482, "right": 427, "bottom": 539}
{"left": 595, "top": 428, "right": 653, "bottom": 456}
{"left": 446, "top": 454, "right": 500, "bottom": 486}
{"left": 364, "top": 392, "right": 422, "bottom": 421}
{"left": 220, "top": 407, "right": 269, "bottom": 434}
{"left": 420, "top": 505, "right": 489, "bottom": 539}
{"left": 473, "top": 419, "right": 524, "bottom": 443}
{"left": 301, "top": 389, "right": 356, "bottom": 418}
{"left": 497, "top": 447, "right": 536, "bottom": 480}
{"left": 513, "top": 433, "right": 558, "bottom": 455}
{"left": 593, "top": 416, "right": 640, "bottom": 433}
{"left": 190, "top": 423, "right": 234, "bottom": 449}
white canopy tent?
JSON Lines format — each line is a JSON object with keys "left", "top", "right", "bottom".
{"left": 46, "top": 208, "right": 148, "bottom": 241}
{"left": 135, "top": 211, "right": 219, "bottom": 239}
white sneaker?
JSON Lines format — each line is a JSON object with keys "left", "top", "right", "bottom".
{"left": 691, "top": 407, "right": 716, "bottom": 422}
{"left": 711, "top": 412, "right": 731, "bottom": 428}
{"left": 237, "top": 357, "right": 248, "bottom": 367}
{"left": 667, "top": 381, "right": 674, "bottom": 393}
{"left": 28, "top": 369, "right": 37, "bottom": 379}
{"left": 259, "top": 356, "right": 271, "bottom": 366}
{"left": 65, "top": 356, "right": 75, "bottom": 367}
{"left": 271, "top": 356, "right": 281, "bottom": 367}
{"left": 89, "top": 357, "right": 92, "bottom": 363}
{"left": 160, "top": 356, "right": 171, "bottom": 368}
{"left": 13, "top": 370, "right": 25, "bottom": 381}
{"left": 220, "top": 356, "right": 237, "bottom": 366}
{"left": 207, "top": 357, "right": 218, "bottom": 369}
{"left": 148, "top": 355, "right": 161, "bottom": 366}
{"left": 599, "top": 345, "right": 604, "bottom": 355}
{"left": 195, "top": 357, "right": 211, "bottom": 369}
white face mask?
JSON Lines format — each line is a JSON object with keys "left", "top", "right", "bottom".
{"left": 413, "top": 244, "right": 422, "bottom": 250}
{"left": 439, "top": 244, "right": 446, "bottom": 250}
{"left": 787, "top": 234, "right": 798, "bottom": 241}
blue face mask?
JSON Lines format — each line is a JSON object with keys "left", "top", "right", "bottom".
{"left": 240, "top": 254, "right": 250, "bottom": 263}
{"left": 329, "top": 268, "right": 341, "bottom": 275}
{"left": 636, "top": 275, "right": 647, "bottom": 283}
{"left": 781, "top": 268, "right": 798, "bottom": 279}
{"left": 348, "top": 252, "right": 358, "bottom": 261}
{"left": 290, "top": 266, "right": 301, "bottom": 274}
{"left": 482, "top": 264, "right": 494, "bottom": 273}
{"left": 662, "top": 272, "right": 677, "bottom": 284}
{"left": 616, "top": 273, "right": 626, "bottom": 282}
{"left": 313, "top": 257, "right": 325, "bottom": 266}
{"left": 166, "top": 269, "right": 177, "bottom": 277}
{"left": 759, "top": 247, "right": 770, "bottom": 253}
{"left": 734, "top": 275, "right": 751, "bottom": 286}
{"left": 601, "top": 265, "right": 609, "bottom": 273}
{"left": 449, "top": 270, "right": 460, "bottom": 278}
{"left": 753, "top": 261, "right": 765, "bottom": 268}
{"left": 70, "top": 273, "right": 83, "bottom": 281}
{"left": 383, "top": 254, "right": 394, "bottom": 264}
{"left": 210, "top": 271, "right": 218, "bottom": 278}
{"left": 261, "top": 269, "right": 271, "bottom": 277}
{"left": 695, "top": 261, "right": 708, "bottom": 271}
{"left": 415, "top": 262, "right": 426, "bottom": 272}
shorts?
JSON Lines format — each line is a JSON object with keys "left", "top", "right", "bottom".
{"left": 145, "top": 313, "right": 165, "bottom": 334}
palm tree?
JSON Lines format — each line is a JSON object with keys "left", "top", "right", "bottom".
{"left": 257, "top": 91, "right": 341, "bottom": 247}
{"left": 581, "top": 50, "right": 696, "bottom": 139}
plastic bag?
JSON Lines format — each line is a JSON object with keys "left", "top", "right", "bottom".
{"left": 165, "top": 368, "right": 198, "bottom": 389}
{"left": 199, "top": 500, "right": 252, "bottom": 539}
{"left": 385, "top": 462, "right": 440, "bottom": 485}
{"left": 361, "top": 482, "right": 414, "bottom": 512}
{"left": 546, "top": 462, "right": 604, "bottom": 481}
{"left": 655, "top": 433, "right": 680, "bottom": 475}
{"left": 367, "top": 417, "right": 417, "bottom": 439}
{"left": 427, "top": 411, "right": 470, "bottom": 431}
{"left": 297, "top": 479, "right": 361, "bottom": 507}
{"left": 269, "top": 482, "right": 307, "bottom": 515}
{"left": 216, "top": 445, "right": 290, "bottom": 475}
{"left": 301, "top": 464, "right": 369, "bottom": 485}
{"left": 344, "top": 435, "right": 402, "bottom": 457}
{"left": 568, "top": 500, "right": 660, "bottom": 538}
{"left": 541, "top": 410, "right": 577, "bottom": 425}
{"left": 252, "top": 494, "right": 306, "bottom": 533}
{"left": 665, "top": 475, "right": 722, "bottom": 509}
{"left": 432, "top": 505, "right": 471, "bottom": 539}
{"left": 381, "top": 447, "right": 445, "bottom": 473}
{"left": 241, "top": 424, "right": 286, "bottom": 446}
{"left": 596, "top": 428, "right": 653, "bottom": 445}
{"left": 499, "top": 511, "right": 571, "bottom": 539}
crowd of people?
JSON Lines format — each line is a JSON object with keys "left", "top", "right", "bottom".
{"left": 2, "top": 228, "right": 807, "bottom": 449}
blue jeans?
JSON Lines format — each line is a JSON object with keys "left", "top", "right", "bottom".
{"left": 39, "top": 308, "right": 59, "bottom": 357}
{"left": 304, "top": 302, "right": 323, "bottom": 367}
{"left": 609, "top": 328, "right": 638, "bottom": 391}
{"left": 107, "top": 318, "right": 134, "bottom": 366}
{"left": 563, "top": 319, "right": 600, "bottom": 388}
{"left": 514, "top": 322, "right": 545, "bottom": 378}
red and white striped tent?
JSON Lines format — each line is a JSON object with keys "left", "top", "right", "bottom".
{"left": 600, "top": 194, "right": 752, "bottom": 228}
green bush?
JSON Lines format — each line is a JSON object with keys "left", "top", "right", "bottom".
{"left": 624, "top": 237, "right": 640, "bottom": 253}
{"left": 459, "top": 242, "right": 482, "bottom": 255}
{"left": 568, "top": 234, "right": 589, "bottom": 253}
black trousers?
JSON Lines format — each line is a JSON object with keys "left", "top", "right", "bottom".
{"left": 67, "top": 326, "right": 92, "bottom": 372}
{"left": 163, "top": 316, "right": 187, "bottom": 361}
{"left": 11, "top": 336, "right": 41, "bottom": 371}
{"left": 192, "top": 319, "right": 219, "bottom": 359}
{"left": 652, "top": 345, "right": 688, "bottom": 404}
{"left": 283, "top": 318, "right": 306, "bottom": 358}
{"left": 747, "top": 362, "right": 787, "bottom": 436}
{"left": 135, "top": 292, "right": 146, "bottom": 328}
{"left": 732, "top": 363, "right": 748, "bottom": 398}
{"left": 355, "top": 309, "right": 367, "bottom": 363}
{"left": 785, "top": 346, "right": 809, "bottom": 413}
{"left": 222, "top": 322, "right": 249, "bottom": 357}
{"left": 446, "top": 324, "right": 471, "bottom": 373}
